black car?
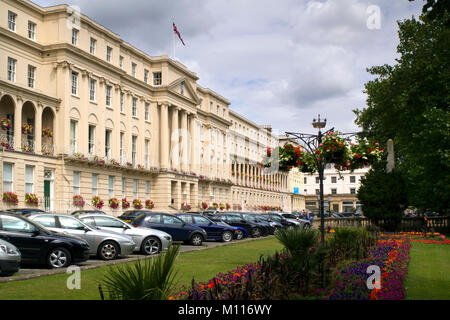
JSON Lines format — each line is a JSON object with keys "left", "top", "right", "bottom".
{"left": 261, "top": 213, "right": 297, "bottom": 229}
{"left": 6, "top": 208, "right": 46, "bottom": 216}
{"left": 132, "top": 212, "right": 208, "bottom": 246}
{"left": 0, "top": 212, "right": 90, "bottom": 268}
{"left": 209, "top": 213, "right": 267, "bottom": 238}
{"left": 227, "top": 212, "right": 272, "bottom": 236}
{"left": 118, "top": 210, "right": 152, "bottom": 223}
{"left": 71, "top": 210, "right": 106, "bottom": 216}
{"left": 176, "top": 213, "right": 236, "bottom": 242}
{"left": 250, "top": 214, "right": 284, "bottom": 233}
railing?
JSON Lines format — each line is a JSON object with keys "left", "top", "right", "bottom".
{"left": 41, "top": 143, "right": 54, "bottom": 156}
{"left": 311, "top": 216, "right": 450, "bottom": 233}
{"left": 0, "top": 133, "right": 14, "bottom": 150}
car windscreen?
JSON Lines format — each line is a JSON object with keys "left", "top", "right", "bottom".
{"left": 282, "top": 214, "right": 297, "bottom": 220}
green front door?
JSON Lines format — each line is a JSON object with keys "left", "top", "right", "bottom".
{"left": 44, "top": 180, "right": 51, "bottom": 211}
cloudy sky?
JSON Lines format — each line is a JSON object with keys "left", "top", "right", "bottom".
{"left": 33, "top": 0, "right": 423, "bottom": 136}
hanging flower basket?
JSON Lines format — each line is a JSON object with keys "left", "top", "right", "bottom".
{"left": 73, "top": 195, "right": 85, "bottom": 208}
{"left": 22, "top": 123, "right": 33, "bottom": 135}
{"left": 109, "top": 197, "right": 119, "bottom": 209}
{"left": 25, "top": 193, "right": 39, "bottom": 205}
{"left": 145, "top": 199, "right": 155, "bottom": 209}
{"left": 132, "top": 199, "right": 143, "bottom": 209}
{"left": 42, "top": 126, "right": 53, "bottom": 138}
{"left": 122, "top": 198, "right": 130, "bottom": 209}
{"left": 3, "top": 192, "right": 18, "bottom": 205}
{"left": 91, "top": 196, "right": 104, "bottom": 209}
{"left": 316, "top": 131, "right": 348, "bottom": 165}
{"left": 1, "top": 118, "right": 12, "bottom": 131}
{"left": 343, "top": 140, "right": 385, "bottom": 172}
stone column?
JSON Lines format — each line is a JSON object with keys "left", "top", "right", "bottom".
{"left": 13, "top": 98, "right": 22, "bottom": 151}
{"left": 181, "top": 111, "right": 188, "bottom": 172}
{"left": 160, "top": 103, "right": 169, "bottom": 170}
{"left": 170, "top": 107, "right": 179, "bottom": 170}
{"left": 35, "top": 104, "right": 42, "bottom": 154}
{"left": 189, "top": 114, "right": 196, "bottom": 173}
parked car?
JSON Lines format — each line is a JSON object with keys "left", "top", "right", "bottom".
{"left": 131, "top": 213, "right": 208, "bottom": 246}
{"left": 209, "top": 213, "right": 267, "bottom": 238}
{"left": 268, "top": 212, "right": 311, "bottom": 229}
{"left": 77, "top": 214, "right": 172, "bottom": 255}
{"left": 332, "top": 212, "right": 345, "bottom": 218}
{"left": 227, "top": 212, "right": 271, "bottom": 236}
{"left": 0, "top": 212, "right": 90, "bottom": 268}
{"left": 118, "top": 210, "right": 152, "bottom": 223}
{"left": 250, "top": 214, "right": 284, "bottom": 233}
{"left": 260, "top": 214, "right": 297, "bottom": 229}
{"left": 202, "top": 210, "right": 220, "bottom": 218}
{"left": 28, "top": 214, "right": 135, "bottom": 260}
{"left": 211, "top": 220, "right": 248, "bottom": 240}
{"left": 176, "top": 213, "right": 236, "bottom": 242}
{"left": 71, "top": 210, "right": 106, "bottom": 216}
{"left": 0, "top": 239, "right": 21, "bottom": 276}
{"left": 6, "top": 208, "right": 46, "bottom": 216}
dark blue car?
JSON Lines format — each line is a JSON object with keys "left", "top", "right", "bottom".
{"left": 132, "top": 212, "right": 208, "bottom": 246}
{"left": 176, "top": 213, "right": 237, "bottom": 242}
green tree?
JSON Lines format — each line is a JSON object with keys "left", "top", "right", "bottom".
{"left": 354, "top": 10, "right": 450, "bottom": 213}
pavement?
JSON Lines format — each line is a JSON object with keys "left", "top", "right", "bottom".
{"left": 0, "top": 236, "right": 274, "bottom": 284}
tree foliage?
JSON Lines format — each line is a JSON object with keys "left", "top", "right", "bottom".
{"left": 354, "top": 9, "right": 450, "bottom": 213}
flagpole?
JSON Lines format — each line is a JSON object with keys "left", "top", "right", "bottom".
{"left": 172, "top": 22, "right": 176, "bottom": 60}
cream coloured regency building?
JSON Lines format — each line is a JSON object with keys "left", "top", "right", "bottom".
{"left": 0, "top": 0, "right": 293, "bottom": 214}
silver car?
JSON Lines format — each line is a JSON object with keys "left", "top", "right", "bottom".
{"left": 77, "top": 214, "right": 172, "bottom": 255}
{"left": 28, "top": 214, "right": 136, "bottom": 260}
{"left": 0, "top": 239, "right": 21, "bottom": 276}
{"left": 270, "top": 212, "right": 311, "bottom": 229}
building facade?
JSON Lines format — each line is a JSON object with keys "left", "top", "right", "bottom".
{"left": 0, "top": 0, "right": 294, "bottom": 214}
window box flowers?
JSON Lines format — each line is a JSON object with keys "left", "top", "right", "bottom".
{"left": 201, "top": 201, "right": 208, "bottom": 210}
{"left": 42, "top": 126, "right": 53, "bottom": 138}
{"left": 181, "top": 202, "right": 191, "bottom": 211}
{"left": 1, "top": 118, "right": 12, "bottom": 131}
{"left": 73, "top": 195, "right": 85, "bottom": 208}
{"left": 92, "top": 196, "right": 104, "bottom": 209}
{"left": 3, "top": 192, "right": 18, "bottom": 205}
{"left": 132, "top": 199, "right": 143, "bottom": 209}
{"left": 219, "top": 203, "right": 225, "bottom": 210}
{"left": 226, "top": 203, "right": 231, "bottom": 210}
{"left": 109, "top": 197, "right": 119, "bottom": 209}
{"left": 22, "top": 122, "right": 33, "bottom": 135}
{"left": 122, "top": 198, "right": 130, "bottom": 209}
{"left": 212, "top": 202, "right": 219, "bottom": 209}
{"left": 25, "top": 193, "right": 39, "bottom": 205}
{"left": 145, "top": 199, "right": 155, "bottom": 209}
{"left": 1, "top": 141, "right": 13, "bottom": 150}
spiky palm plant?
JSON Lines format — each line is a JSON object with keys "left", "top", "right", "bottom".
{"left": 100, "top": 244, "right": 179, "bottom": 300}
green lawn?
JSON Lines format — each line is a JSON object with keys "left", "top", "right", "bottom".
{"left": 0, "top": 237, "right": 282, "bottom": 300}
{"left": 404, "top": 242, "right": 450, "bottom": 300}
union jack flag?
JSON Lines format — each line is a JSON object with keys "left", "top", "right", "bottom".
{"left": 173, "top": 22, "right": 185, "bottom": 46}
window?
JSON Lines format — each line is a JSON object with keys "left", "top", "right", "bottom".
{"left": 210, "top": 102, "right": 213, "bottom": 112}
{"left": 8, "top": 11, "right": 16, "bottom": 32}
{"left": 145, "top": 103, "right": 150, "bottom": 121}
{"left": 153, "top": 72, "right": 162, "bottom": 85}
{"left": 178, "top": 215, "right": 192, "bottom": 223}
{"left": 73, "top": 171, "right": 80, "bottom": 195}
{"left": 144, "top": 69, "right": 149, "bottom": 84}
{"left": 145, "top": 139, "right": 150, "bottom": 168}
{"left": 28, "top": 65, "right": 36, "bottom": 88}
{"left": 105, "top": 130, "right": 112, "bottom": 159}
{"left": 131, "top": 63, "right": 137, "bottom": 77}
{"left": 3, "top": 163, "right": 13, "bottom": 192}
{"left": 89, "top": 78, "right": 96, "bottom": 101}
{"left": 350, "top": 188, "right": 356, "bottom": 194}
{"left": 70, "top": 120, "right": 77, "bottom": 153}
{"left": 315, "top": 189, "right": 320, "bottom": 195}
{"left": 94, "top": 216, "right": 124, "bottom": 228}
{"left": 315, "top": 177, "right": 320, "bottom": 184}
{"left": 88, "top": 125, "right": 95, "bottom": 155}
{"left": 133, "top": 179, "right": 138, "bottom": 198}
{"left": 331, "top": 176, "right": 337, "bottom": 184}
{"left": 25, "top": 165, "right": 34, "bottom": 193}
{"left": 71, "top": 71, "right": 78, "bottom": 95}
{"left": 193, "top": 216, "right": 210, "bottom": 225}
{"left": 331, "top": 188, "right": 337, "bottom": 195}
{"left": 28, "top": 21, "right": 36, "bottom": 40}
{"left": 145, "top": 181, "right": 150, "bottom": 198}
{"left": 33, "top": 216, "right": 56, "bottom": 228}
{"left": 304, "top": 177, "right": 307, "bottom": 184}
{"left": 132, "top": 135, "right": 137, "bottom": 165}
{"left": 120, "top": 92, "right": 124, "bottom": 113}
{"left": 106, "top": 46, "right": 113, "bottom": 62}
{"left": 7, "top": 57, "right": 16, "bottom": 82}
{"left": 92, "top": 173, "right": 98, "bottom": 196}
{"left": 350, "top": 176, "right": 356, "bottom": 183}
{"left": 132, "top": 98, "right": 138, "bottom": 117}
{"left": 146, "top": 215, "right": 161, "bottom": 224}
{"left": 90, "top": 38, "right": 96, "bottom": 54}
{"left": 119, "top": 56, "right": 124, "bottom": 69}
{"left": 121, "top": 177, "right": 126, "bottom": 198}
{"left": 106, "top": 85, "right": 112, "bottom": 106}
{"left": 108, "top": 176, "right": 114, "bottom": 198}
{"left": 120, "top": 132, "right": 124, "bottom": 164}
{"left": 162, "top": 215, "right": 183, "bottom": 225}
{"left": 72, "top": 28, "right": 79, "bottom": 45}
{"left": 59, "top": 216, "right": 85, "bottom": 230}
{"left": 0, "top": 215, "right": 37, "bottom": 234}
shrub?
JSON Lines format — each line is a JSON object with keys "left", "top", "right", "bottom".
{"left": 101, "top": 244, "right": 180, "bottom": 300}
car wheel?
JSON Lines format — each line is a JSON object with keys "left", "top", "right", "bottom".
{"left": 251, "top": 227, "right": 262, "bottom": 238}
{"left": 47, "top": 247, "right": 71, "bottom": 269}
{"left": 190, "top": 233, "right": 204, "bottom": 246}
{"left": 98, "top": 241, "right": 119, "bottom": 260}
{"left": 141, "top": 236, "right": 161, "bottom": 255}
{"left": 235, "top": 229, "right": 244, "bottom": 240}
{"left": 221, "top": 231, "right": 233, "bottom": 242}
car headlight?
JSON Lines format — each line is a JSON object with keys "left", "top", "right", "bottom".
{"left": 0, "top": 244, "right": 19, "bottom": 255}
